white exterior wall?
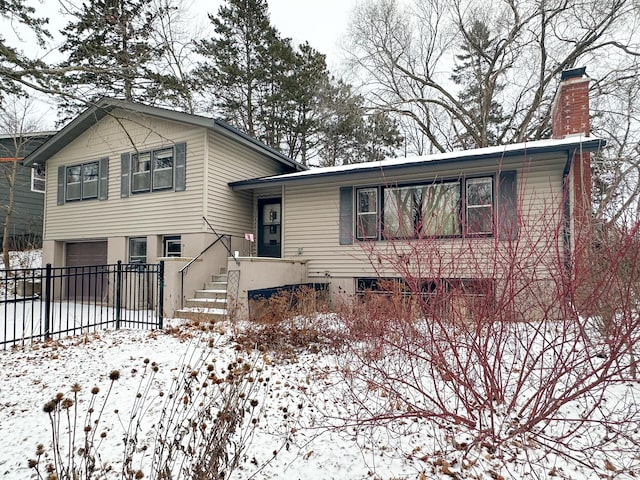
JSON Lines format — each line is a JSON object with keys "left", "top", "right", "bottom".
{"left": 42, "top": 111, "right": 292, "bottom": 267}
{"left": 206, "top": 132, "right": 288, "bottom": 237}
{"left": 281, "top": 153, "right": 567, "bottom": 298}
{"left": 44, "top": 111, "right": 207, "bottom": 241}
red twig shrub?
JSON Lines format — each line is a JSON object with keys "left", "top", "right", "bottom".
{"left": 335, "top": 187, "right": 640, "bottom": 475}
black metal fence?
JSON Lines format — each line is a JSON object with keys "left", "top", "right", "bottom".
{"left": 0, "top": 261, "right": 164, "bottom": 349}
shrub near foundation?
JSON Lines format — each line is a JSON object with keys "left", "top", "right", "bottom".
{"left": 334, "top": 196, "right": 640, "bottom": 476}
{"left": 237, "top": 286, "right": 331, "bottom": 357}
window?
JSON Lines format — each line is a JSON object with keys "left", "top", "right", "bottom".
{"left": 356, "top": 188, "right": 379, "bottom": 240}
{"left": 129, "top": 237, "right": 147, "bottom": 264}
{"left": 355, "top": 277, "right": 495, "bottom": 321}
{"left": 356, "top": 176, "right": 493, "bottom": 241}
{"left": 31, "top": 165, "right": 45, "bottom": 193}
{"left": 163, "top": 235, "right": 182, "bottom": 257}
{"left": 131, "top": 152, "right": 151, "bottom": 193}
{"left": 466, "top": 177, "right": 493, "bottom": 234}
{"left": 421, "top": 183, "right": 461, "bottom": 236}
{"left": 131, "top": 147, "right": 174, "bottom": 193}
{"left": 383, "top": 182, "right": 461, "bottom": 238}
{"left": 65, "top": 161, "right": 99, "bottom": 201}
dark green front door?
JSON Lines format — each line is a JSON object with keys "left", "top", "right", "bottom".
{"left": 257, "top": 198, "right": 282, "bottom": 258}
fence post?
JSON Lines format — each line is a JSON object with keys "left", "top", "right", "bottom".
{"left": 44, "top": 263, "right": 52, "bottom": 339}
{"left": 116, "top": 260, "right": 122, "bottom": 329}
{"left": 158, "top": 261, "right": 164, "bottom": 330}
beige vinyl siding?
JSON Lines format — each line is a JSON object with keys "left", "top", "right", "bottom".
{"left": 44, "top": 111, "right": 206, "bottom": 240}
{"left": 283, "top": 153, "right": 567, "bottom": 280}
{"left": 206, "top": 131, "right": 288, "bottom": 236}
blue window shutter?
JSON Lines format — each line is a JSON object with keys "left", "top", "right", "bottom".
{"left": 175, "top": 142, "right": 186, "bottom": 191}
{"left": 339, "top": 186, "right": 354, "bottom": 245}
{"left": 57, "top": 165, "right": 65, "bottom": 205}
{"left": 498, "top": 171, "right": 518, "bottom": 240}
{"left": 98, "top": 157, "right": 109, "bottom": 200}
{"left": 121, "top": 153, "right": 130, "bottom": 198}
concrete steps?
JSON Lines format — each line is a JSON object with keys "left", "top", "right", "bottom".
{"left": 175, "top": 271, "right": 228, "bottom": 322}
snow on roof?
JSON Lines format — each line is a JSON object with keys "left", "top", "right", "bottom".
{"left": 230, "top": 135, "right": 604, "bottom": 189}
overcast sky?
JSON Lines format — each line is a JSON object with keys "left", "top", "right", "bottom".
{"left": 19, "top": 0, "right": 358, "bottom": 67}
{"left": 8, "top": 0, "right": 359, "bottom": 127}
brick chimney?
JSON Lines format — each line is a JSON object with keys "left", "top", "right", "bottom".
{"left": 552, "top": 67, "right": 590, "bottom": 139}
{"left": 551, "top": 67, "right": 591, "bottom": 228}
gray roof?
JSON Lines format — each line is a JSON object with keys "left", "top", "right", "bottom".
{"left": 229, "top": 135, "right": 605, "bottom": 190}
{"left": 0, "top": 131, "right": 57, "bottom": 140}
{"left": 21, "top": 98, "right": 305, "bottom": 172}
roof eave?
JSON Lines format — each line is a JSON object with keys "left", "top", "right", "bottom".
{"left": 22, "top": 98, "right": 305, "bottom": 173}
{"left": 22, "top": 100, "right": 116, "bottom": 166}
{"left": 229, "top": 138, "right": 606, "bottom": 191}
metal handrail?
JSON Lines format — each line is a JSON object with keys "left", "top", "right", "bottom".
{"left": 178, "top": 235, "right": 227, "bottom": 275}
{"left": 202, "top": 216, "right": 241, "bottom": 266}
{"left": 178, "top": 219, "right": 248, "bottom": 308}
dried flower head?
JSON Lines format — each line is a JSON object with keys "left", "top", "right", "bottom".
{"left": 71, "top": 383, "right": 81, "bottom": 393}
{"left": 43, "top": 401, "right": 56, "bottom": 413}
{"left": 91, "top": 387, "right": 99, "bottom": 395}
{"left": 61, "top": 398, "right": 74, "bottom": 410}
{"left": 109, "top": 370, "right": 120, "bottom": 381}
{"left": 28, "top": 459, "right": 38, "bottom": 469}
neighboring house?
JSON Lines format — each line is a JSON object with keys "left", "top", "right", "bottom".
{"left": 23, "top": 68, "right": 603, "bottom": 320}
{"left": 0, "top": 132, "right": 56, "bottom": 251}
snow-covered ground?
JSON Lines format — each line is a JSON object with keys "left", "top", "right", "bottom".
{"left": 1, "top": 317, "right": 638, "bottom": 480}
{"left": 0, "top": 249, "right": 42, "bottom": 270}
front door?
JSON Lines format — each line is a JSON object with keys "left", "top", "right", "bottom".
{"left": 257, "top": 198, "right": 282, "bottom": 258}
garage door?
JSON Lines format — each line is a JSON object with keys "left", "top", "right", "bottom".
{"left": 65, "top": 242, "right": 108, "bottom": 302}
{"left": 66, "top": 241, "right": 108, "bottom": 267}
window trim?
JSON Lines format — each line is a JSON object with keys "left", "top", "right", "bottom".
{"left": 355, "top": 175, "right": 496, "bottom": 241}
{"left": 130, "top": 147, "right": 175, "bottom": 194}
{"left": 31, "top": 165, "right": 45, "bottom": 193}
{"left": 355, "top": 277, "right": 495, "bottom": 320}
{"left": 163, "top": 235, "right": 182, "bottom": 257}
{"left": 129, "top": 237, "right": 147, "bottom": 264}
{"left": 355, "top": 187, "right": 380, "bottom": 241}
{"left": 465, "top": 176, "right": 494, "bottom": 236}
{"left": 65, "top": 161, "right": 100, "bottom": 202}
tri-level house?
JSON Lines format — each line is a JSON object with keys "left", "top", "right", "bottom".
{"left": 23, "top": 68, "right": 604, "bottom": 320}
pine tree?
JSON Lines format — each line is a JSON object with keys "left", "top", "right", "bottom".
{"left": 57, "top": 0, "right": 185, "bottom": 119}
{"left": 451, "top": 19, "right": 507, "bottom": 148}
{"left": 319, "top": 79, "right": 402, "bottom": 166}
{"left": 195, "top": 0, "right": 401, "bottom": 166}
{"left": 0, "top": 0, "right": 50, "bottom": 104}
{"left": 195, "top": 0, "right": 278, "bottom": 139}
{"left": 280, "top": 42, "right": 329, "bottom": 165}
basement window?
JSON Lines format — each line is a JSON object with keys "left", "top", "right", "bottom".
{"left": 163, "top": 235, "right": 182, "bottom": 257}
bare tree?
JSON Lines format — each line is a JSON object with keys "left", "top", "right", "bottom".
{"left": 0, "top": 96, "right": 41, "bottom": 269}
{"left": 344, "top": 0, "right": 640, "bottom": 218}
